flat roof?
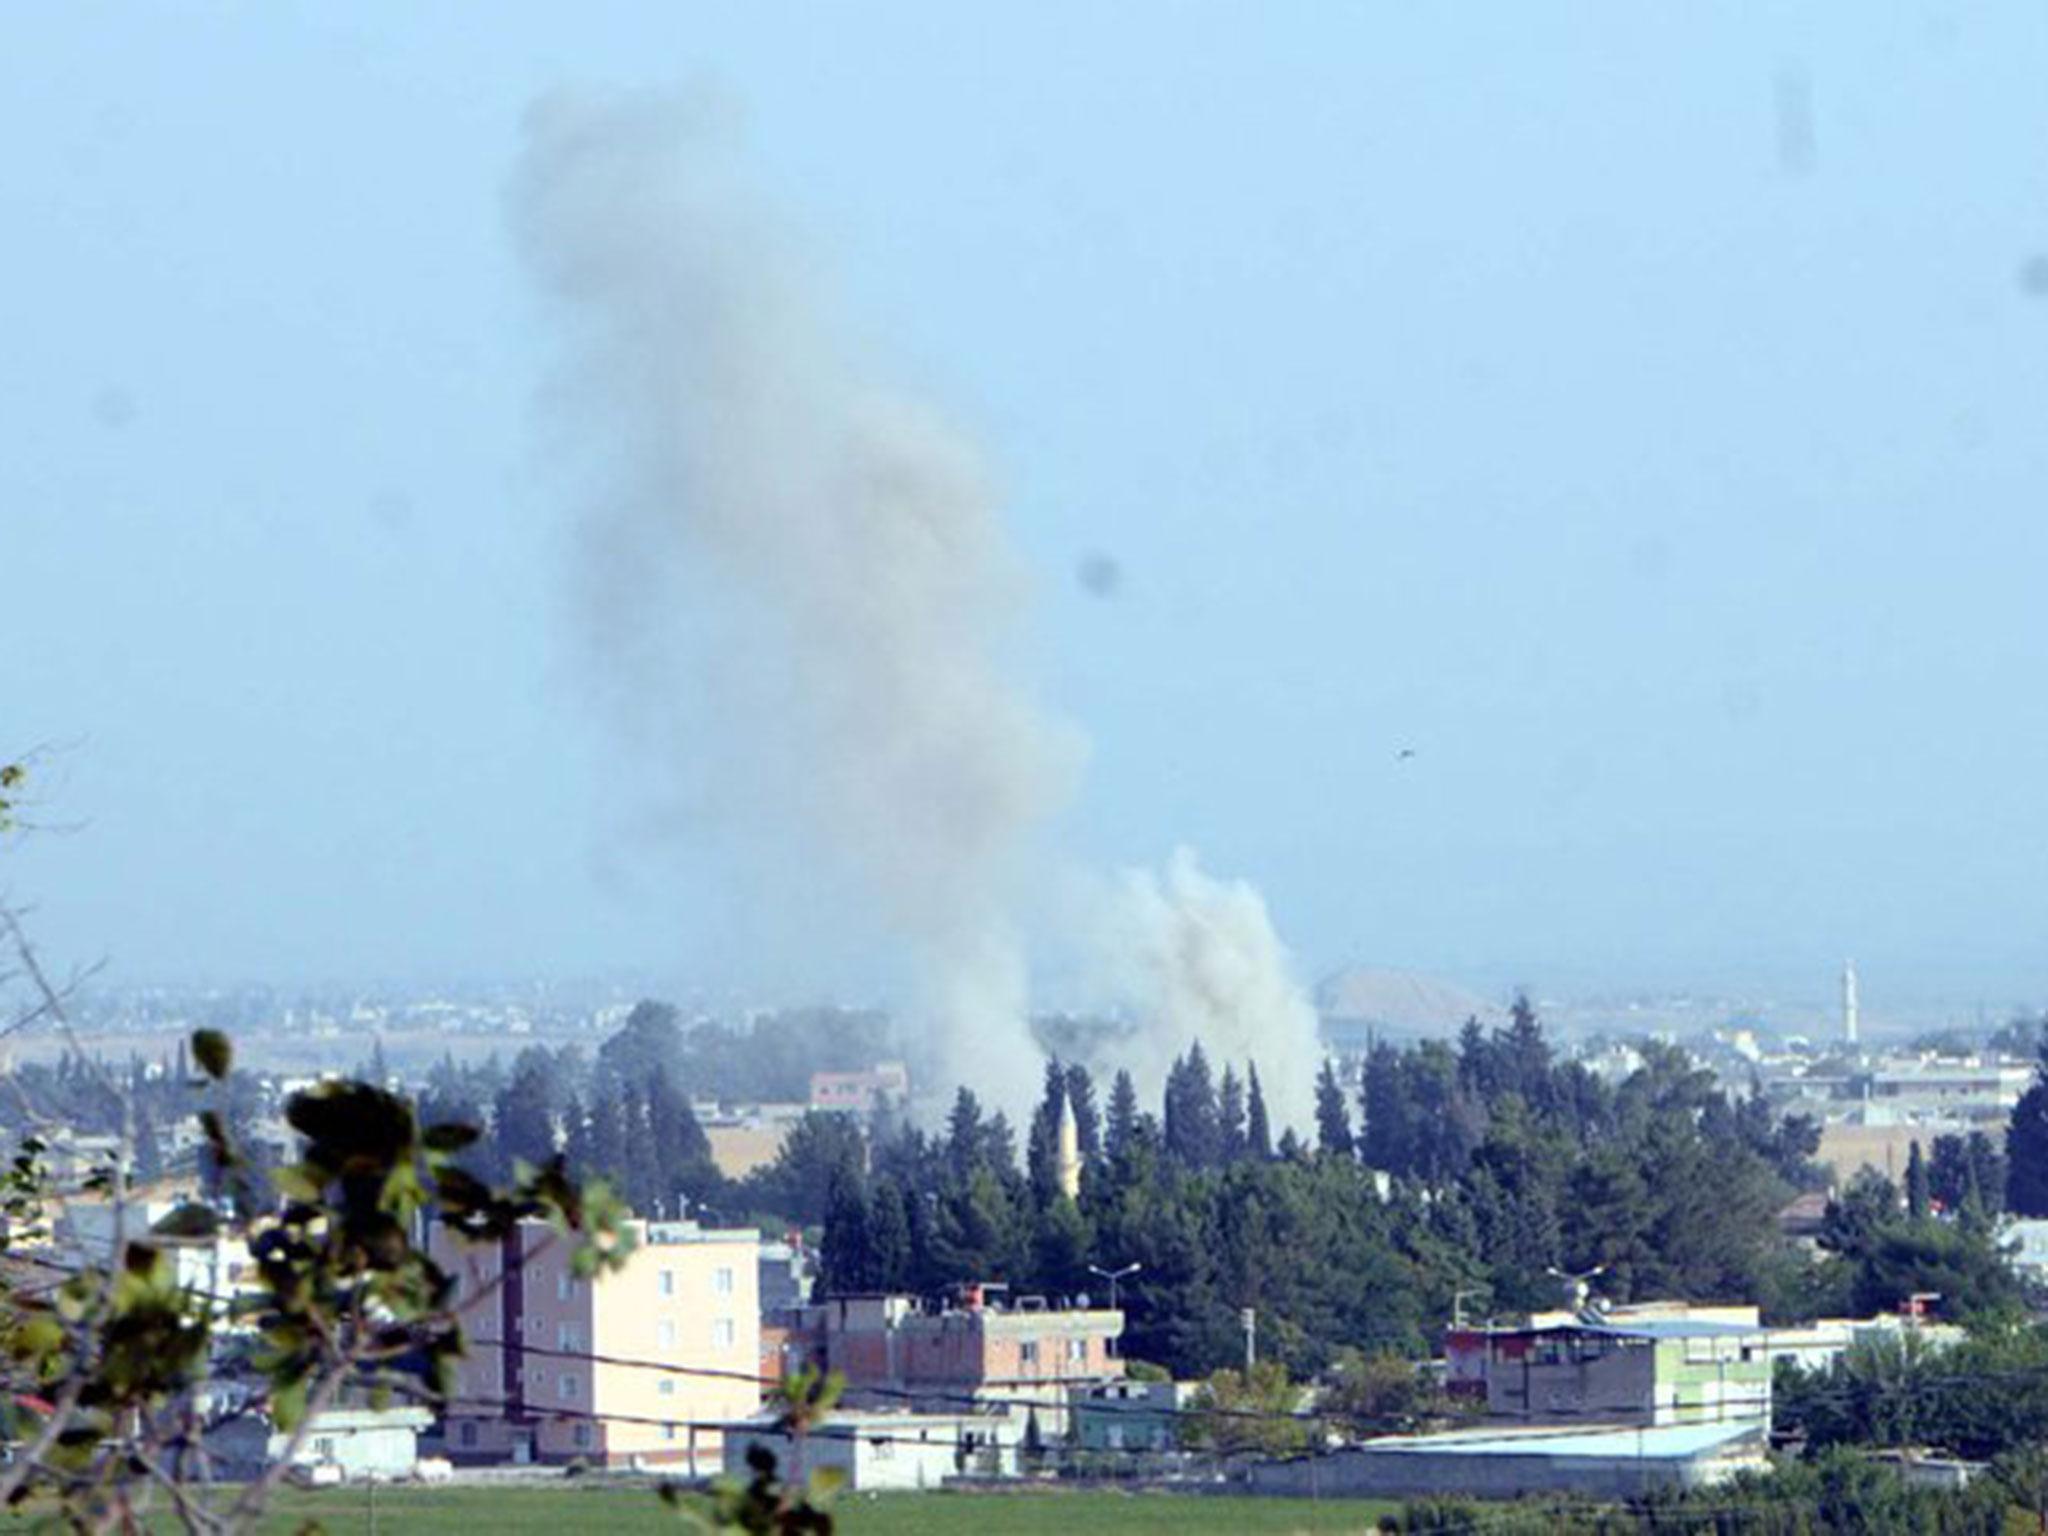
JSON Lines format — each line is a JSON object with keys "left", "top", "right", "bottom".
{"left": 1353, "top": 1421, "right": 1760, "bottom": 1460}
{"left": 1492, "top": 1319, "right": 1765, "bottom": 1342}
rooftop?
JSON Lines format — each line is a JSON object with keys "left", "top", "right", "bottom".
{"left": 1353, "top": 1421, "right": 1761, "bottom": 1460}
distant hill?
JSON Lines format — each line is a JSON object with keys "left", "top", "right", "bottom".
{"left": 1315, "top": 966, "right": 1503, "bottom": 1049}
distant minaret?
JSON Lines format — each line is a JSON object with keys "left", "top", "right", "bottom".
{"left": 1056, "top": 1087, "right": 1082, "bottom": 1201}
{"left": 1842, "top": 960, "right": 1860, "bottom": 1047}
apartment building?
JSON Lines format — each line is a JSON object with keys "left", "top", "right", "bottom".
{"left": 802, "top": 1287, "right": 1123, "bottom": 1437}
{"left": 434, "top": 1216, "right": 761, "bottom": 1471}
{"left": 1445, "top": 1307, "right": 1772, "bottom": 1428}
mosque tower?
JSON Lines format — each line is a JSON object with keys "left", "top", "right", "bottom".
{"left": 1056, "top": 1086, "right": 1082, "bottom": 1201}
{"left": 1842, "top": 959, "right": 1860, "bottom": 1047}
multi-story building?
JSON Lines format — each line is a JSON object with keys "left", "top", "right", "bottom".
{"left": 800, "top": 1287, "right": 1123, "bottom": 1437}
{"left": 433, "top": 1216, "right": 760, "bottom": 1471}
{"left": 1444, "top": 1308, "right": 1773, "bottom": 1428}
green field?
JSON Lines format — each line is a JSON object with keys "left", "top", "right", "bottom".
{"left": 249, "top": 1484, "right": 1398, "bottom": 1534}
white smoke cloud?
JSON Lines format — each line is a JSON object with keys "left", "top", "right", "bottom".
{"left": 512, "top": 91, "right": 1323, "bottom": 1125}
{"left": 1087, "top": 848, "right": 1321, "bottom": 1131}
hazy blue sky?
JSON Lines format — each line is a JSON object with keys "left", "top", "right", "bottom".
{"left": 6, "top": 4, "right": 2047, "bottom": 1012}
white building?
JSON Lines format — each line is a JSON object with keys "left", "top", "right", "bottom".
{"left": 724, "top": 1409, "right": 1021, "bottom": 1491}
{"left": 207, "top": 1406, "right": 432, "bottom": 1482}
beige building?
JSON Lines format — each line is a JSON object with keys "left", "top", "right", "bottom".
{"left": 434, "top": 1216, "right": 761, "bottom": 1471}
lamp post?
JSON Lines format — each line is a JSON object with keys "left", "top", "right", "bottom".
{"left": 1087, "top": 1262, "right": 1141, "bottom": 1313}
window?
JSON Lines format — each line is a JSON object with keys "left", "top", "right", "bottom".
{"left": 714, "top": 1266, "right": 734, "bottom": 1295}
{"left": 556, "top": 1274, "right": 572, "bottom": 1302}
{"left": 559, "top": 1372, "right": 578, "bottom": 1401}
{"left": 659, "top": 1269, "right": 675, "bottom": 1297}
{"left": 1067, "top": 1338, "right": 1087, "bottom": 1363}
{"left": 712, "top": 1318, "right": 737, "bottom": 1350}
{"left": 659, "top": 1378, "right": 676, "bottom": 1397}
{"left": 312, "top": 1437, "right": 336, "bottom": 1461}
{"left": 663, "top": 1423, "right": 677, "bottom": 1442}
{"left": 1019, "top": 1341, "right": 1040, "bottom": 1366}
{"left": 459, "top": 1422, "right": 478, "bottom": 1448}
{"left": 558, "top": 1322, "right": 583, "bottom": 1351}
{"left": 573, "top": 1424, "right": 591, "bottom": 1450}
{"left": 658, "top": 1320, "right": 676, "bottom": 1349}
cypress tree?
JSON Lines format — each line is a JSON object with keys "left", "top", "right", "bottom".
{"left": 1246, "top": 1064, "right": 1273, "bottom": 1160}
{"left": 1164, "top": 1044, "right": 1222, "bottom": 1168}
{"left": 1219, "top": 1066, "right": 1248, "bottom": 1161}
{"left": 1906, "top": 1139, "right": 1931, "bottom": 1220}
{"left": 869, "top": 1176, "right": 913, "bottom": 1291}
{"left": 1106, "top": 1070, "right": 1140, "bottom": 1161}
{"left": 1315, "top": 1058, "right": 1355, "bottom": 1158}
{"left": 1065, "top": 1063, "right": 1102, "bottom": 1160}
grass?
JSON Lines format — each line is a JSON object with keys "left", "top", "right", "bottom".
{"left": 249, "top": 1483, "right": 1400, "bottom": 1534}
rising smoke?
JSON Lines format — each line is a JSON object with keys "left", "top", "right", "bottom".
{"left": 513, "top": 91, "right": 1322, "bottom": 1120}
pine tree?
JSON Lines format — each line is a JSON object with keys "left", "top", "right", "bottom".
{"left": 1164, "top": 1044, "right": 1222, "bottom": 1168}
{"left": 1456, "top": 1015, "right": 1491, "bottom": 1094}
{"left": 621, "top": 1083, "right": 662, "bottom": 1215}
{"left": 587, "top": 1087, "right": 629, "bottom": 1189}
{"left": 1358, "top": 1041, "right": 1406, "bottom": 1173}
{"left": 493, "top": 1048, "right": 559, "bottom": 1180}
{"left": 1218, "top": 1066, "right": 1248, "bottom": 1161}
{"left": 1027, "top": 1059, "right": 1068, "bottom": 1205}
{"left": 2008, "top": 1077, "right": 2048, "bottom": 1216}
{"left": 869, "top": 1176, "right": 913, "bottom": 1292}
{"left": 1245, "top": 1064, "right": 1273, "bottom": 1160}
{"left": 562, "top": 1091, "right": 591, "bottom": 1172}
{"left": 1065, "top": 1063, "right": 1101, "bottom": 1161}
{"left": 947, "top": 1088, "right": 988, "bottom": 1171}
{"left": 647, "top": 1065, "right": 720, "bottom": 1213}
{"left": 820, "top": 1168, "right": 872, "bottom": 1295}
{"left": 1106, "top": 1071, "right": 1140, "bottom": 1161}
{"left": 1315, "top": 1058, "right": 1355, "bottom": 1158}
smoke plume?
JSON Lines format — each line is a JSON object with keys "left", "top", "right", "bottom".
{"left": 513, "top": 91, "right": 1322, "bottom": 1119}
{"left": 1089, "top": 849, "right": 1321, "bottom": 1130}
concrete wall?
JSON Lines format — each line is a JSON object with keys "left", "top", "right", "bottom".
{"left": 1247, "top": 1444, "right": 1759, "bottom": 1501}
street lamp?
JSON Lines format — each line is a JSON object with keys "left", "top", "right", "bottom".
{"left": 1087, "top": 1262, "right": 1142, "bottom": 1312}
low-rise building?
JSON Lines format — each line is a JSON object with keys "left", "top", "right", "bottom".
{"left": 808, "top": 1063, "right": 910, "bottom": 1117}
{"left": 1070, "top": 1378, "right": 1191, "bottom": 1453}
{"left": 1247, "top": 1420, "right": 1767, "bottom": 1501}
{"left": 206, "top": 1406, "right": 432, "bottom": 1483}
{"left": 724, "top": 1408, "right": 1021, "bottom": 1491}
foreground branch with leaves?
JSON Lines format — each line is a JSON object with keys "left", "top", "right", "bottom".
{"left": 0, "top": 1023, "right": 628, "bottom": 1534}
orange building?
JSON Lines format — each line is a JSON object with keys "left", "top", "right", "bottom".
{"left": 804, "top": 1288, "right": 1123, "bottom": 1436}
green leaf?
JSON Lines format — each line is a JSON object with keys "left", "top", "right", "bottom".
{"left": 270, "top": 1375, "right": 309, "bottom": 1433}
{"left": 192, "top": 1029, "right": 233, "bottom": 1080}
{"left": 423, "top": 1123, "right": 481, "bottom": 1153}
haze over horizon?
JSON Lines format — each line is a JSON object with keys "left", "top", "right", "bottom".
{"left": 8, "top": 5, "right": 2048, "bottom": 1018}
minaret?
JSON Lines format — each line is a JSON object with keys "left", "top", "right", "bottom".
{"left": 1056, "top": 1087, "right": 1082, "bottom": 1201}
{"left": 1842, "top": 959, "right": 1860, "bottom": 1048}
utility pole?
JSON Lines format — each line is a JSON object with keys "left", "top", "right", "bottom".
{"left": 1241, "top": 1307, "right": 1257, "bottom": 1373}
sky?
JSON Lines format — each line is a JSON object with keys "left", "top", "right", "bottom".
{"left": 5, "top": 3, "right": 2047, "bottom": 1015}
